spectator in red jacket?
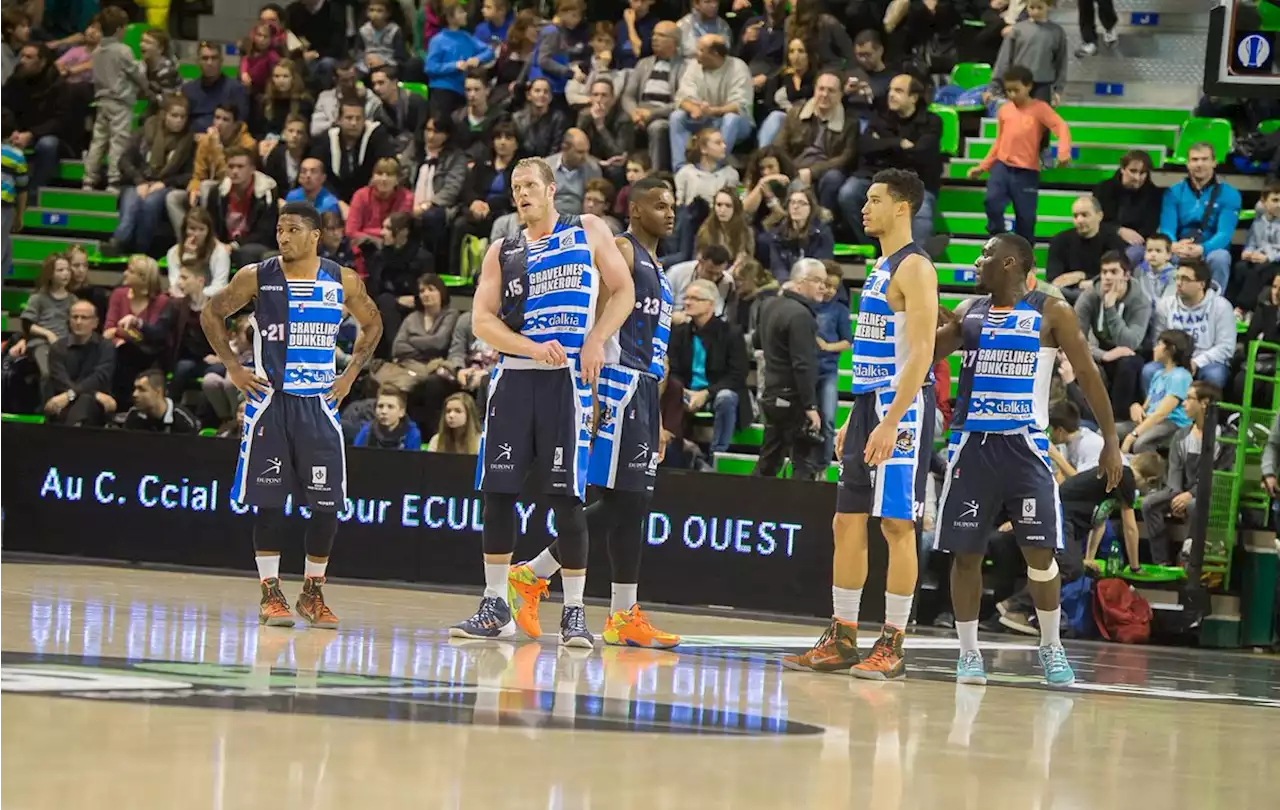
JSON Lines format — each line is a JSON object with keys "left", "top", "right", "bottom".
{"left": 346, "top": 156, "right": 414, "bottom": 276}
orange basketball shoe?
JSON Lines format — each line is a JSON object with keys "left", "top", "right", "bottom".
{"left": 258, "top": 578, "right": 296, "bottom": 627}
{"left": 602, "top": 604, "right": 681, "bottom": 649}
{"left": 507, "top": 564, "right": 549, "bottom": 639}
{"left": 296, "top": 576, "right": 340, "bottom": 629}
{"left": 781, "top": 618, "right": 860, "bottom": 672}
{"left": 851, "top": 626, "right": 906, "bottom": 680}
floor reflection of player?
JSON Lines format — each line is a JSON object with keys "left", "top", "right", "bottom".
{"left": 201, "top": 201, "right": 383, "bottom": 630}
{"left": 933, "top": 233, "right": 1123, "bottom": 687}
{"left": 509, "top": 177, "right": 682, "bottom": 649}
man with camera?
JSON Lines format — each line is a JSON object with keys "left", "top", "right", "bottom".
{"left": 752, "top": 258, "right": 827, "bottom": 480}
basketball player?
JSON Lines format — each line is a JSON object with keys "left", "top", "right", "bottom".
{"left": 200, "top": 201, "right": 383, "bottom": 628}
{"left": 783, "top": 168, "right": 938, "bottom": 681}
{"left": 934, "top": 232, "right": 1123, "bottom": 686}
{"left": 450, "top": 157, "right": 636, "bottom": 647}
{"left": 508, "top": 177, "right": 681, "bottom": 649}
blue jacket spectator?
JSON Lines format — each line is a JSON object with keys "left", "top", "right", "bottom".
{"left": 353, "top": 385, "right": 423, "bottom": 450}
{"left": 285, "top": 183, "right": 342, "bottom": 215}
{"left": 529, "top": 2, "right": 588, "bottom": 98}
{"left": 474, "top": 0, "right": 514, "bottom": 51}
{"left": 427, "top": 0, "right": 497, "bottom": 101}
{"left": 1158, "top": 143, "right": 1241, "bottom": 293}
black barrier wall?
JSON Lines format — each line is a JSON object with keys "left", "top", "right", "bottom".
{"left": 1, "top": 423, "right": 890, "bottom": 621}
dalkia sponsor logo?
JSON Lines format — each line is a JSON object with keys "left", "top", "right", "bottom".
{"left": 0, "top": 652, "right": 824, "bottom": 735}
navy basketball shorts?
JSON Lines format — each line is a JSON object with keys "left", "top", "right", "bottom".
{"left": 232, "top": 390, "right": 346, "bottom": 510}
{"left": 588, "top": 365, "right": 660, "bottom": 492}
{"left": 933, "top": 428, "right": 1063, "bottom": 555}
{"left": 836, "top": 386, "right": 935, "bottom": 521}
{"left": 475, "top": 356, "right": 593, "bottom": 500}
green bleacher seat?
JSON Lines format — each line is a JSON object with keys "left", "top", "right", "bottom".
{"left": 2, "top": 289, "right": 31, "bottom": 313}
{"left": 122, "top": 22, "right": 149, "bottom": 58}
{"left": 401, "top": 81, "right": 429, "bottom": 99}
{"left": 10, "top": 236, "right": 95, "bottom": 263}
{"left": 1055, "top": 105, "right": 1190, "bottom": 128}
{"left": 941, "top": 238, "right": 1048, "bottom": 267}
{"left": 198, "top": 428, "right": 217, "bottom": 437}
{"left": 1, "top": 413, "right": 46, "bottom": 424}
{"left": 834, "top": 243, "right": 875, "bottom": 259}
{"left": 56, "top": 161, "right": 86, "bottom": 182}
{"left": 950, "top": 62, "right": 991, "bottom": 90}
{"left": 1259, "top": 119, "right": 1280, "bottom": 135}
{"left": 1171, "top": 118, "right": 1233, "bottom": 165}
{"left": 9, "top": 260, "right": 41, "bottom": 281}
{"left": 930, "top": 104, "right": 960, "bottom": 155}
{"left": 978, "top": 119, "right": 1180, "bottom": 150}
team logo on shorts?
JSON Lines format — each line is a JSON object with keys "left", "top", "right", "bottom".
{"left": 895, "top": 429, "right": 915, "bottom": 453}
{"left": 312, "top": 466, "right": 327, "bottom": 486}
{"left": 959, "top": 501, "right": 980, "bottom": 519}
{"left": 598, "top": 404, "right": 616, "bottom": 430}
{"left": 552, "top": 447, "right": 564, "bottom": 471}
{"left": 495, "top": 443, "right": 513, "bottom": 462}
{"left": 1022, "top": 498, "right": 1037, "bottom": 519}
{"left": 261, "top": 458, "right": 282, "bottom": 476}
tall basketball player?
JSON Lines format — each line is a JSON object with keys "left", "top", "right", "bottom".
{"left": 201, "top": 201, "right": 383, "bottom": 628}
{"left": 783, "top": 168, "right": 938, "bottom": 681}
{"left": 450, "top": 157, "right": 636, "bottom": 647}
{"left": 508, "top": 176, "right": 681, "bottom": 649}
{"left": 934, "top": 233, "right": 1123, "bottom": 686}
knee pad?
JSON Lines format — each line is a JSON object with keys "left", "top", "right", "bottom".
{"left": 1026, "top": 558, "right": 1060, "bottom": 582}
{"left": 304, "top": 510, "right": 339, "bottom": 559}
{"left": 482, "top": 493, "right": 520, "bottom": 556}
{"left": 547, "top": 495, "right": 589, "bottom": 569}
{"left": 252, "top": 508, "right": 288, "bottom": 553}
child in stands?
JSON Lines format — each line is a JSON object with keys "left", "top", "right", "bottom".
{"left": 82, "top": 7, "right": 148, "bottom": 194}
{"left": 354, "top": 384, "right": 423, "bottom": 450}
{"left": 1137, "top": 232, "right": 1176, "bottom": 303}
{"left": 1, "top": 110, "right": 28, "bottom": 277}
{"left": 968, "top": 65, "right": 1071, "bottom": 244}
{"left": 356, "top": 0, "right": 409, "bottom": 76}
{"left": 1232, "top": 183, "right": 1280, "bottom": 315}
{"left": 55, "top": 17, "right": 100, "bottom": 84}
{"left": 988, "top": 0, "right": 1067, "bottom": 105}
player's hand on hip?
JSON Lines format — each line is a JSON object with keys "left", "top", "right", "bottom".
{"left": 325, "top": 375, "right": 355, "bottom": 407}
{"left": 863, "top": 420, "right": 896, "bottom": 467}
{"left": 532, "top": 339, "right": 568, "bottom": 368}
{"left": 579, "top": 337, "right": 604, "bottom": 384}
{"left": 228, "top": 366, "right": 271, "bottom": 401}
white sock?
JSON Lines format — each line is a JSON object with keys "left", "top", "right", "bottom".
{"left": 1036, "top": 607, "right": 1062, "bottom": 647}
{"left": 528, "top": 548, "right": 562, "bottom": 579}
{"left": 304, "top": 558, "right": 327, "bottom": 579}
{"left": 956, "top": 620, "right": 980, "bottom": 655}
{"left": 256, "top": 555, "right": 280, "bottom": 582}
{"left": 562, "top": 573, "right": 586, "bottom": 608}
{"left": 483, "top": 562, "right": 509, "bottom": 602}
{"left": 832, "top": 586, "right": 862, "bottom": 623}
{"left": 611, "top": 583, "right": 638, "bottom": 615}
{"left": 883, "top": 592, "right": 913, "bottom": 630}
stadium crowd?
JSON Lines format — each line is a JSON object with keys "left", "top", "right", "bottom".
{"left": 2, "top": 0, "right": 1280, "bottom": 631}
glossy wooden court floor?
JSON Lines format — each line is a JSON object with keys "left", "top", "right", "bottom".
{"left": 2, "top": 563, "right": 1277, "bottom": 809}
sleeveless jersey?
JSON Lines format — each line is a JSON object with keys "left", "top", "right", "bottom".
{"left": 850, "top": 242, "right": 932, "bottom": 393}
{"left": 951, "top": 290, "right": 1057, "bottom": 434}
{"left": 251, "top": 256, "right": 344, "bottom": 396}
{"left": 611, "top": 232, "right": 672, "bottom": 378}
{"left": 497, "top": 214, "right": 598, "bottom": 360}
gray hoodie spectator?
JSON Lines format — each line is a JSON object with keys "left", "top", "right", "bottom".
{"left": 1075, "top": 276, "right": 1151, "bottom": 359}
{"left": 1151, "top": 286, "right": 1235, "bottom": 369}
{"left": 676, "top": 2, "right": 732, "bottom": 60}
{"left": 1244, "top": 206, "right": 1280, "bottom": 262}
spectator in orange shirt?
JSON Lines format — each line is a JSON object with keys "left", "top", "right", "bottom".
{"left": 967, "top": 66, "right": 1071, "bottom": 244}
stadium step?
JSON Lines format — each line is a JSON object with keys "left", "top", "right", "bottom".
{"left": 10, "top": 235, "right": 99, "bottom": 263}
{"left": 943, "top": 159, "right": 1117, "bottom": 186}
{"left": 37, "top": 189, "right": 119, "bottom": 214}
{"left": 938, "top": 187, "right": 1079, "bottom": 218}
{"left": 23, "top": 209, "right": 118, "bottom": 234}
{"left": 939, "top": 238, "right": 1049, "bottom": 267}
{"left": 978, "top": 118, "right": 1180, "bottom": 151}
{"left": 937, "top": 211, "right": 1073, "bottom": 240}
{"left": 963, "top": 139, "right": 1168, "bottom": 168}
{"left": 1055, "top": 104, "right": 1191, "bottom": 128}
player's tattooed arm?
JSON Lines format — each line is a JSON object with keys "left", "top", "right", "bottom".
{"left": 933, "top": 295, "right": 974, "bottom": 362}
{"left": 331, "top": 267, "right": 383, "bottom": 405}
{"left": 200, "top": 265, "right": 269, "bottom": 398}
{"left": 1046, "top": 296, "right": 1123, "bottom": 492}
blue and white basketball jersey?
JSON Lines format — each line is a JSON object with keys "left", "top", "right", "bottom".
{"left": 850, "top": 243, "right": 932, "bottom": 393}
{"left": 497, "top": 214, "right": 598, "bottom": 361}
{"left": 251, "top": 256, "right": 344, "bottom": 397}
{"left": 951, "top": 291, "right": 1057, "bottom": 434}
{"left": 611, "top": 232, "right": 672, "bottom": 378}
